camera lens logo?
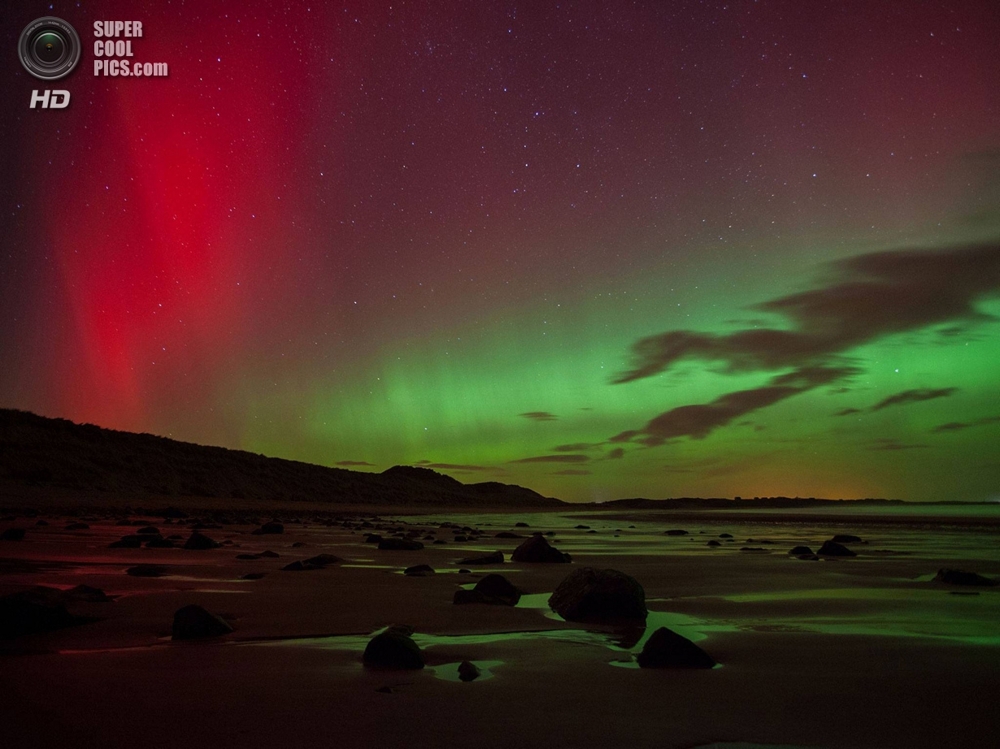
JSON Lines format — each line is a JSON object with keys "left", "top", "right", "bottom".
{"left": 19, "top": 17, "right": 81, "bottom": 80}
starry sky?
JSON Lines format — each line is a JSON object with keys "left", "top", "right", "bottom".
{"left": 2, "top": 0, "right": 999, "bottom": 502}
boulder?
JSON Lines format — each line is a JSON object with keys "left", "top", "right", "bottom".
{"left": 184, "top": 532, "right": 221, "bottom": 550}
{"left": 64, "top": 585, "right": 114, "bottom": 603}
{"left": 109, "top": 535, "right": 144, "bottom": 548}
{"left": 706, "top": 540, "right": 721, "bottom": 547}
{"left": 454, "top": 574, "right": 522, "bottom": 606}
{"left": 789, "top": 546, "right": 814, "bottom": 556}
{"left": 404, "top": 564, "right": 435, "bottom": 577}
{"left": 0, "top": 587, "right": 88, "bottom": 639}
{"left": 136, "top": 526, "right": 160, "bottom": 535}
{"left": 303, "top": 554, "right": 343, "bottom": 567}
{"left": 145, "top": 537, "right": 177, "bottom": 548}
{"left": 636, "top": 627, "right": 716, "bottom": 669}
{"left": 171, "top": 604, "right": 233, "bottom": 640}
{"left": 548, "top": 568, "right": 647, "bottom": 622}
{"left": 664, "top": 529, "right": 688, "bottom": 536}
{"left": 457, "top": 551, "right": 504, "bottom": 565}
{"left": 126, "top": 564, "right": 168, "bottom": 578}
{"left": 818, "top": 540, "right": 856, "bottom": 557}
{"left": 364, "top": 534, "right": 383, "bottom": 544}
{"left": 458, "top": 661, "right": 481, "bottom": 682}
{"left": 259, "top": 550, "right": 280, "bottom": 558}
{"left": 362, "top": 626, "right": 424, "bottom": 670}
{"left": 934, "top": 568, "right": 998, "bottom": 586}
{"left": 511, "top": 535, "right": 571, "bottom": 563}
{"left": 1, "top": 528, "right": 27, "bottom": 541}
{"left": 65, "top": 522, "right": 90, "bottom": 531}
{"left": 252, "top": 521, "right": 284, "bottom": 535}
{"left": 495, "top": 531, "right": 524, "bottom": 539}
{"left": 377, "top": 538, "right": 424, "bottom": 551}
{"left": 831, "top": 534, "right": 862, "bottom": 544}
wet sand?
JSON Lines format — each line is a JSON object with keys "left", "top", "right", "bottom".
{"left": 2, "top": 506, "right": 999, "bottom": 748}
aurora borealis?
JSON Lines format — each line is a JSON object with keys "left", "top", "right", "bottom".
{"left": 1, "top": 0, "right": 999, "bottom": 502}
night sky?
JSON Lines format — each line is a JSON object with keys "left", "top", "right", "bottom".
{"left": 2, "top": 0, "right": 999, "bottom": 502}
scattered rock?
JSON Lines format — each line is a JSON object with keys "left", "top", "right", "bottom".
{"left": 514, "top": 522, "right": 530, "bottom": 528}
{"left": 458, "top": 661, "right": 481, "bottom": 682}
{"left": 363, "top": 626, "right": 424, "bottom": 670}
{"left": 259, "top": 550, "right": 280, "bottom": 558}
{"left": 126, "top": 564, "right": 168, "bottom": 578}
{"left": 364, "top": 534, "right": 384, "bottom": 544}
{"left": 637, "top": 627, "right": 716, "bottom": 669}
{"left": 236, "top": 553, "right": 261, "bottom": 560}
{"left": 183, "top": 532, "right": 221, "bottom": 550}
{"left": 145, "top": 537, "right": 177, "bottom": 548}
{"left": 719, "top": 533, "right": 733, "bottom": 539}
{"left": 495, "top": 531, "right": 523, "bottom": 539}
{"left": 291, "top": 542, "right": 307, "bottom": 548}
{"left": 377, "top": 538, "right": 425, "bottom": 551}
{"left": 664, "top": 529, "right": 688, "bottom": 536}
{"left": 304, "top": 554, "right": 343, "bottom": 566}
{"left": 706, "top": 540, "right": 721, "bottom": 547}
{"left": 457, "top": 551, "right": 504, "bottom": 565}
{"left": 934, "top": 569, "right": 998, "bottom": 586}
{"left": 512, "top": 535, "right": 571, "bottom": 563}
{"left": 64, "top": 585, "right": 114, "bottom": 602}
{"left": 454, "top": 573, "right": 522, "bottom": 606}
{"left": 548, "top": 567, "right": 647, "bottom": 622}
{"left": 171, "top": 604, "right": 234, "bottom": 640}
{"left": 109, "top": 535, "right": 144, "bottom": 548}
{"left": 0, "top": 528, "right": 26, "bottom": 541}
{"left": 136, "top": 526, "right": 160, "bottom": 535}
{"left": 789, "top": 546, "right": 814, "bottom": 556}
{"left": 0, "top": 587, "right": 89, "bottom": 639}
{"left": 574, "top": 525, "right": 591, "bottom": 530}
{"left": 818, "top": 540, "right": 856, "bottom": 557}
{"left": 404, "top": 564, "right": 435, "bottom": 577}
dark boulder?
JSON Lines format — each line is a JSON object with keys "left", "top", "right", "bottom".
{"left": 831, "top": 534, "right": 862, "bottom": 544}
{"left": 664, "top": 529, "right": 688, "bottom": 536}
{"left": 171, "top": 604, "right": 233, "bottom": 640}
{"left": 457, "top": 551, "right": 504, "bottom": 565}
{"left": 548, "top": 568, "right": 647, "bottom": 622}
{"left": 1, "top": 528, "right": 26, "bottom": 541}
{"left": 377, "top": 538, "right": 424, "bottom": 551}
{"left": 252, "top": 521, "right": 284, "bottom": 535}
{"left": 364, "top": 534, "right": 383, "bottom": 544}
{"left": 719, "top": 533, "right": 733, "bottom": 539}
{"left": 789, "top": 546, "right": 814, "bottom": 556}
{"left": 0, "top": 587, "right": 89, "bottom": 639}
{"left": 126, "top": 564, "right": 168, "bottom": 577}
{"left": 259, "top": 550, "right": 280, "bottom": 558}
{"left": 64, "top": 585, "right": 114, "bottom": 603}
{"left": 458, "top": 661, "right": 481, "bottom": 681}
{"left": 303, "top": 554, "right": 343, "bottom": 567}
{"left": 706, "top": 540, "right": 721, "bottom": 547}
{"left": 65, "top": 522, "right": 90, "bottom": 531}
{"left": 404, "top": 564, "right": 435, "bottom": 577}
{"left": 236, "top": 553, "right": 261, "bottom": 560}
{"left": 184, "top": 532, "right": 221, "bottom": 550}
{"left": 145, "top": 537, "right": 177, "bottom": 548}
{"left": 818, "top": 540, "right": 856, "bottom": 557}
{"left": 636, "top": 627, "right": 716, "bottom": 669}
{"left": 512, "top": 535, "right": 571, "bottom": 564}
{"left": 136, "top": 526, "right": 160, "bottom": 535}
{"left": 109, "top": 535, "right": 144, "bottom": 548}
{"left": 514, "top": 522, "right": 530, "bottom": 528}
{"left": 495, "top": 531, "right": 524, "bottom": 539}
{"left": 454, "top": 574, "right": 522, "bottom": 606}
{"left": 934, "top": 568, "right": 998, "bottom": 586}
{"left": 363, "top": 626, "right": 424, "bottom": 670}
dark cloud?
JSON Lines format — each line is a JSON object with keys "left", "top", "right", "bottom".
{"left": 614, "top": 244, "right": 1000, "bottom": 384}
{"left": 867, "top": 439, "right": 931, "bottom": 451}
{"left": 834, "top": 408, "right": 863, "bottom": 417}
{"left": 869, "top": 388, "right": 958, "bottom": 412}
{"left": 336, "top": 460, "right": 374, "bottom": 467}
{"left": 509, "top": 454, "right": 590, "bottom": 464}
{"left": 553, "top": 442, "right": 601, "bottom": 452}
{"left": 932, "top": 415, "right": 1000, "bottom": 433}
{"left": 520, "top": 411, "right": 558, "bottom": 421}
{"left": 612, "top": 365, "right": 860, "bottom": 446}
{"left": 606, "top": 447, "right": 625, "bottom": 460}
{"left": 551, "top": 469, "right": 591, "bottom": 476}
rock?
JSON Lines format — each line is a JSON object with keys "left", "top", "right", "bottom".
{"left": 126, "top": 564, "right": 168, "bottom": 577}
{"left": 574, "top": 525, "right": 591, "bottom": 530}
{"left": 740, "top": 547, "right": 768, "bottom": 553}
{"left": 514, "top": 522, "right": 530, "bottom": 528}
{"left": 831, "top": 534, "right": 862, "bottom": 543}
{"left": 171, "top": 604, "right": 234, "bottom": 640}
{"left": 184, "top": 532, "right": 221, "bottom": 550}
{"left": 818, "top": 540, "right": 856, "bottom": 557}
{"left": 363, "top": 626, "right": 424, "bottom": 670}
{"left": 636, "top": 627, "right": 716, "bottom": 669}
{"left": 458, "top": 661, "right": 481, "bottom": 681}
{"left": 719, "top": 533, "right": 733, "bottom": 539}
{"left": 548, "top": 567, "right": 647, "bottom": 622}
{"left": 64, "top": 585, "right": 114, "bottom": 602}
{"left": 404, "top": 564, "right": 435, "bottom": 577}
{"left": 236, "top": 553, "right": 262, "bottom": 560}
{"left": 252, "top": 521, "right": 284, "bottom": 535}
{"left": 457, "top": 551, "right": 504, "bottom": 565}
{"left": 0, "top": 528, "right": 26, "bottom": 541}
{"left": 65, "top": 522, "right": 90, "bottom": 530}
{"left": 706, "top": 540, "right": 721, "bottom": 547}
{"left": 454, "top": 573, "right": 522, "bottom": 606}
{"left": 458, "top": 568, "right": 471, "bottom": 574}
{"left": 495, "top": 531, "right": 524, "bottom": 539}
{"left": 934, "top": 568, "right": 998, "bottom": 586}
{"left": 109, "top": 535, "right": 144, "bottom": 548}
{"left": 377, "top": 538, "right": 424, "bottom": 551}
{"left": 512, "top": 535, "right": 571, "bottom": 563}
{"left": 0, "top": 587, "right": 88, "bottom": 639}
{"left": 241, "top": 573, "right": 266, "bottom": 580}
{"left": 789, "top": 546, "right": 814, "bottom": 556}
{"left": 664, "top": 529, "right": 689, "bottom": 536}
{"left": 304, "top": 554, "right": 343, "bottom": 566}
{"left": 364, "top": 534, "right": 383, "bottom": 544}
{"left": 136, "top": 526, "right": 160, "bottom": 535}
{"left": 259, "top": 550, "right": 280, "bottom": 558}
{"left": 291, "top": 542, "right": 307, "bottom": 548}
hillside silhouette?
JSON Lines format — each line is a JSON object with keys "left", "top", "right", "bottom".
{"left": 0, "top": 409, "right": 562, "bottom": 508}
